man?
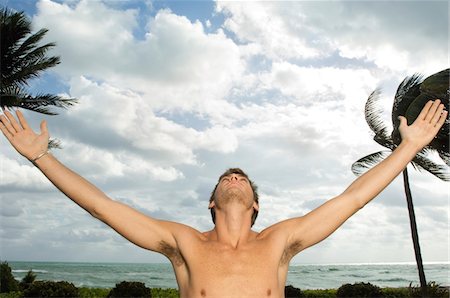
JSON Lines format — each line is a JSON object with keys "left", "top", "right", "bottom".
{"left": 0, "top": 100, "right": 447, "bottom": 297}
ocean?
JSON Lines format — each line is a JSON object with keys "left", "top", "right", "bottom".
{"left": 7, "top": 261, "right": 449, "bottom": 290}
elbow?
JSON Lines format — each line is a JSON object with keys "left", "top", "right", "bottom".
{"left": 341, "top": 190, "right": 366, "bottom": 210}
{"left": 89, "top": 197, "right": 112, "bottom": 220}
{"left": 90, "top": 207, "right": 102, "bottom": 220}
{"left": 356, "top": 198, "right": 366, "bottom": 210}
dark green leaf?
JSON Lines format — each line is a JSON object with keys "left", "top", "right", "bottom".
{"left": 412, "top": 150, "right": 450, "bottom": 181}
{"left": 351, "top": 151, "right": 391, "bottom": 176}
{"left": 420, "top": 68, "right": 449, "bottom": 101}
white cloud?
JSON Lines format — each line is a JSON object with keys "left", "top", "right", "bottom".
{"left": 1, "top": 0, "right": 447, "bottom": 266}
{"left": 63, "top": 76, "right": 240, "bottom": 167}
{"left": 0, "top": 156, "right": 52, "bottom": 190}
{"left": 217, "top": 1, "right": 322, "bottom": 60}
{"left": 217, "top": 1, "right": 447, "bottom": 75}
{"left": 261, "top": 63, "right": 378, "bottom": 104}
{"left": 34, "top": 1, "right": 245, "bottom": 115}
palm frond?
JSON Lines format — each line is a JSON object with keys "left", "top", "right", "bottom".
{"left": 411, "top": 150, "right": 450, "bottom": 181}
{"left": 48, "top": 138, "right": 61, "bottom": 149}
{"left": 3, "top": 56, "right": 60, "bottom": 87}
{"left": 0, "top": 9, "right": 31, "bottom": 48}
{"left": 1, "top": 7, "right": 76, "bottom": 150}
{"left": 1, "top": 89, "right": 77, "bottom": 115}
{"left": 15, "top": 28, "right": 50, "bottom": 56}
{"left": 438, "top": 151, "right": 450, "bottom": 167}
{"left": 1, "top": 8, "right": 60, "bottom": 88}
{"left": 365, "top": 88, "right": 390, "bottom": 136}
{"left": 420, "top": 68, "right": 449, "bottom": 101}
{"left": 1, "top": 9, "right": 31, "bottom": 71}
{"left": 390, "top": 74, "right": 423, "bottom": 145}
{"left": 392, "top": 73, "right": 423, "bottom": 122}
{"left": 373, "top": 132, "right": 395, "bottom": 150}
{"left": 351, "top": 151, "right": 391, "bottom": 176}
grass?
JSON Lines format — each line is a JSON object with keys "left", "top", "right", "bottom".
{"left": 1, "top": 284, "right": 448, "bottom": 298}
{"left": 1, "top": 286, "right": 445, "bottom": 298}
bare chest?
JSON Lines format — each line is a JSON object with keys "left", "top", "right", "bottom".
{"left": 174, "top": 239, "right": 287, "bottom": 298}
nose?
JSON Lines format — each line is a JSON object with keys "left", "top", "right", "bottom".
{"left": 230, "top": 174, "right": 238, "bottom": 181}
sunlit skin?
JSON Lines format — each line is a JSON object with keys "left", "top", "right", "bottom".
{"left": 0, "top": 100, "right": 447, "bottom": 297}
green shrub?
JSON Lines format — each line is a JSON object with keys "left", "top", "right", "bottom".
{"left": 381, "top": 287, "right": 409, "bottom": 298}
{"left": 337, "top": 282, "right": 383, "bottom": 297}
{"left": 23, "top": 280, "right": 79, "bottom": 297}
{"left": 303, "top": 288, "right": 337, "bottom": 298}
{"left": 107, "top": 281, "right": 152, "bottom": 298}
{"left": 0, "top": 262, "right": 19, "bottom": 293}
{"left": 285, "top": 285, "right": 305, "bottom": 298}
{"left": 151, "top": 287, "right": 179, "bottom": 298}
{"left": 408, "top": 281, "right": 449, "bottom": 298}
{"left": 79, "top": 287, "right": 110, "bottom": 298}
{"left": 0, "top": 292, "right": 22, "bottom": 298}
{"left": 19, "top": 270, "right": 36, "bottom": 291}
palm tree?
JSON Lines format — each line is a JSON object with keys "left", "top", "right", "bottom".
{"left": 1, "top": 7, "right": 76, "bottom": 147}
{"left": 352, "top": 69, "right": 449, "bottom": 295}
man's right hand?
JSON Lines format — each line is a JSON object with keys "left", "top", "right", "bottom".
{"left": 0, "top": 109, "right": 49, "bottom": 161}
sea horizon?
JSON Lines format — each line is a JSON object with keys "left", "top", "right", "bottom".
{"left": 5, "top": 260, "right": 449, "bottom": 290}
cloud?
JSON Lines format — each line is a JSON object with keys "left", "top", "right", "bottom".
{"left": 217, "top": 1, "right": 447, "bottom": 74}
{"left": 0, "top": 157, "right": 52, "bottom": 190}
{"left": 34, "top": 0, "right": 245, "bottom": 115}
{"left": 1, "top": 0, "right": 448, "bottom": 265}
{"left": 217, "top": 1, "right": 322, "bottom": 60}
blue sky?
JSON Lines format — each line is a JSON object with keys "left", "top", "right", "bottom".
{"left": 0, "top": 0, "right": 448, "bottom": 268}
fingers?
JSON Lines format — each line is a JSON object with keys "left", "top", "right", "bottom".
{"left": 417, "top": 100, "right": 434, "bottom": 120}
{"left": 433, "top": 107, "right": 448, "bottom": 131}
{"left": 430, "top": 102, "right": 445, "bottom": 124}
{"left": 416, "top": 99, "right": 447, "bottom": 127}
{"left": 16, "top": 109, "right": 31, "bottom": 130}
{"left": 398, "top": 116, "right": 407, "bottom": 128}
{"left": 424, "top": 99, "right": 442, "bottom": 123}
{"left": 0, "top": 116, "right": 14, "bottom": 141}
{"left": 40, "top": 120, "right": 49, "bottom": 137}
{"left": 2, "top": 108, "right": 23, "bottom": 133}
{"left": 420, "top": 100, "right": 448, "bottom": 138}
{"left": 0, "top": 112, "right": 17, "bottom": 138}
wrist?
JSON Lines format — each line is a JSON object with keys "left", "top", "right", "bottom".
{"left": 397, "top": 139, "right": 422, "bottom": 155}
{"left": 31, "top": 150, "right": 51, "bottom": 165}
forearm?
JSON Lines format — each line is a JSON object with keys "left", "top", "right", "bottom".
{"left": 344, "top": 140, "right": 420, "bottom": 207}
{"left": 33, "top": 152, "right": 110, "bottom": 217}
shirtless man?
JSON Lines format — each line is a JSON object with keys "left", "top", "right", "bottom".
{"left": 0, "top": 100, "right": 447, "bottom": 297}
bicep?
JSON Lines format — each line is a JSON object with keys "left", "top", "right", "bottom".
{"left": 93, "top": 198, "right": 178, "bottom": 253}
{"left": 286, "top": 194, "right": 362, "bottom": 252}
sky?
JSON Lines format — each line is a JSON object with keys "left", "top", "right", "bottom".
{"left": 0, "top": 0, "right": 448, "bottom": 266}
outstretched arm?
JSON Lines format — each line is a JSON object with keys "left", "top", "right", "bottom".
{"left": 275, "top": 100, "right": 447, "bottom": 256}
{"left": 0, "top": 109, "right": 181, "bottom": 256}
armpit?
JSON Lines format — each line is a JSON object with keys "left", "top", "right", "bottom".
{"left": 158, "top": 240, "right": 185, "bottom": 267}
{"left": 280, "top": 240, "right": 303, "bottom": 265}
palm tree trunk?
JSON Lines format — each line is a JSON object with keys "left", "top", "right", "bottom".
{"left": 402, "top": 167, "right": 427, "bottom": 295}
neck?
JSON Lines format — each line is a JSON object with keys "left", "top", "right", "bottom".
{"left": 212, "top": 204, "right": 254, "bottom": 248}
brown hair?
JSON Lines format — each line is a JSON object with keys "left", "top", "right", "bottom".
{"left": 209, "top": 168, "right": 259, "bottom": 227}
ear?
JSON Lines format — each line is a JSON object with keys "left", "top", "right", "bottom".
{"left": 252, "top": 201, "right": 259, "bottom": 212}
{"left": 208, "top": 201, "right": 215, "bottom": 209}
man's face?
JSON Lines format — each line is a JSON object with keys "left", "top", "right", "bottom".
{"left": 211, "top": 173, "right": 256, "bottom": 210}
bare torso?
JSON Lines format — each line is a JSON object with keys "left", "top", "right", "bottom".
{"left": 163, "top": 225, "right": 292, "bottom": 298}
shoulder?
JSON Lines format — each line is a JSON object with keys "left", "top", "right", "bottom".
{"left": 158, "top": 221, "right": 205, "bottom": 266}
{"left": 164, "top": 220, "right": 206, "bottom": 241}
{"left": 258, "top": 217, "right": 305, "bottom": 239}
